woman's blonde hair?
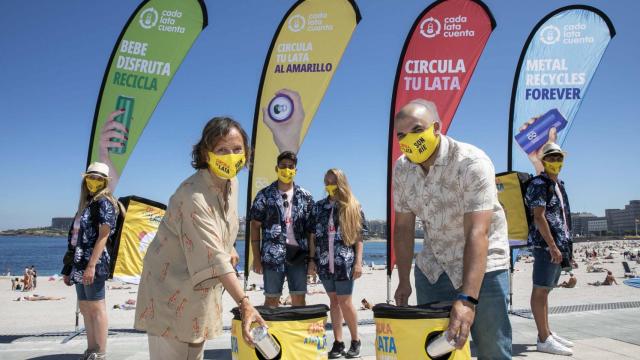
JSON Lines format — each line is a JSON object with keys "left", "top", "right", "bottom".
{"left": 326, "top": 168, "right": 362, "bottom": 246}
{"left": 77, "top": 176, "right": 118, "bottom": 217}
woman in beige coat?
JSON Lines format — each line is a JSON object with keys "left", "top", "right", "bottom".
{"left": 135, "top": 117, "right": 265, "bottom": 359}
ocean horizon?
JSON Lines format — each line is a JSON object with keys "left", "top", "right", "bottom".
{"left": 0, "top": 236, "right": 421, "bottom": 276}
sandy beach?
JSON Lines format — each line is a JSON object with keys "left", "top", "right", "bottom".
{"left": 1, "top": 239, "right": 639, "bottom": 359}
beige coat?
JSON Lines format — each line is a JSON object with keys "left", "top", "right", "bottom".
{"left": 134, "top": 170, "right": 239, "bottom": 343}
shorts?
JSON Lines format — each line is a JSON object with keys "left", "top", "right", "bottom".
{"left": 320, "top": 275, "right": 354, "bottom": 296}
{"left": 75, "top": 278, "right": 106, "bottom": 301}
{"left": 532, "top": 247, "right": 562, "bottom": 290}
{"left": 263, "top": 262, "right": 307, "bottom": 297}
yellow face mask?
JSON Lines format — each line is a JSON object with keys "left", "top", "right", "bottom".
{"left": 325, "top": 185, "right": 337, "bottom": 197}
{"left": 277, "top": 168, "right": 296, "bottom": 184}
{"left": 85, "top": 178, "right": 106, "bottom": 193}
{"left": 208, "top": 152, "right": 246, "bottom": 180}
{"left": 543, "top": 160, "right": 563, "bottom": 175}
{"left": 398, "top": 124, "right": 440, "bottom": 164}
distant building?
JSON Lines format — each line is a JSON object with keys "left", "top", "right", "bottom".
{"left": 366, "top": 220, "right": 386, "bottom": 238}
{"left": 570, "top": 212, "right": 597, "bottom": 236}
{"left": 605, "top": 200, "right": 640, "bottom": 235}
{"left": 51, "top": 217, "right": 74, "bottom": 230}
{"left": 587, "top": 218, "right": 608, "bottom": 234}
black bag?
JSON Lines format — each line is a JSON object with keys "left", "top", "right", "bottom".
{"left": 286, "top": 244, "right": 306, "bottom": 266}
{"left": 62, "top": 249, "right": 75, "bottom": 266}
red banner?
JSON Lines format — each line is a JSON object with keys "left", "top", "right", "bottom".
{"left": 386, "top": 0, "right": 495, "bottom": 275}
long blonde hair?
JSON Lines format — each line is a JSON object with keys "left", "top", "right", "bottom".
{"left": 77, "top": 177, "right": 118, "bottom": 217}
{"left": 326, "top": 169, "right": 362, "bottom": 246}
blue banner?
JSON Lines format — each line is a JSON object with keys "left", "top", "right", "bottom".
{"left": 508, "top": 6, "right": 615, "bottom": 173}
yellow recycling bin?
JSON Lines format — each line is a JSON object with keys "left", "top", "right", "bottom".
{"left": 373, "top": 302, "right": 471, "bottom": 360}
{"left": 231, "top": 304, "right": 329, "bottom": 360}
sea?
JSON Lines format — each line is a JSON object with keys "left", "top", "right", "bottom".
{"left": 0, "top": 236, "right": 422, "bottom": 276}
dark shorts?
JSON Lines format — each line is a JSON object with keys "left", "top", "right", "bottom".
{"left": 75, "top": 278, "right": 106, "bottom": 301}
{"left": 263, "top": 262, "right": 307, "bottom": 297}
{"left": 533, "top": 247, "right": 562, "bottom": 290}
{"left": 320, "top": 276, "right": 354, "bottom": 296}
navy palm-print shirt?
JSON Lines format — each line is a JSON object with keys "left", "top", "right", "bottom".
{"left": 249, "top": 182, "right": 314, "bottom": 272}
{"left": 311, "top": 198, "right": 368, "bottom": 281}
{"left": 70, "top": 198, "right": 117, "bottom": 284}
{"left": 525, "top": 173, "right": 572, "bottom": 251}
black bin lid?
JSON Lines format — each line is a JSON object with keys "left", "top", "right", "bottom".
{"left": 372, "top": 301, "right": 452, "bottom": 319}
{"left": 232, "top": 304, "right": 330, "bottom": 321}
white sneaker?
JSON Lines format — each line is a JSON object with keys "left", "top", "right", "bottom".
{"left": 552, "top": 332, "right": 575, "bottom": 348}
{"left": 537, "top": 336, "right": 573, "bottom": 356}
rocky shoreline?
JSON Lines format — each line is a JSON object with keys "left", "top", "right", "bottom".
{"left": 0, "top": 228, "right": 66, "bottom": 237}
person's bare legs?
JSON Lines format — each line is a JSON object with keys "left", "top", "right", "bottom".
{"left": 86, "top": 300, "right": 108, "bottom": 353}
{"left": 337, "top": 295, "right": 359, "bottom": 341}
{"left": 291, "top": 294, "right": 306, "bottom": 307}
{"left": 264, "top": 296, "right": 280, "bottom": 308}
{"left": 531, "top": 287, "right": 551, "bottom": 341}
{"left": 328, "top": 292, "right": 343, "bottom": 342}
{"left": 545, "top": 295, "right": 552, "bottom": 336}
{"left": 79, "top": 301, "right": 97, "bottom": 352}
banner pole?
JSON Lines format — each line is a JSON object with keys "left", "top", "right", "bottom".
{"left": 75, "top": 300, "right": 80, "bottom": 331}
{"left": 386, "top": 274, "right": 391, "bottom": 304}
{"left": 509, "top": 262, "right": 514, "bottom": 313}
{"left": 61, "top": 300, "right": 84, "bottom": 344}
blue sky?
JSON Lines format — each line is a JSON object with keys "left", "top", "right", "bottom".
{"left": 1, "top": 0, "right": 638, "bottom": 230}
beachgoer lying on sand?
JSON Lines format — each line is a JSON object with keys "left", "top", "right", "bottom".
{"left": 307, "top": 288, "right": 326, "bottom": 295}
{"left": 558, "top": 273, "right": 577, "bottom": 288}
{"left": 17, "top": 295, "right": 66, "bottom": 301}
{"left": 246, "top": 283, "right": 264, "bottom": 292}
{"left": 588, "top": 271, "right": 618, "bottom": 286}
{"left": 587, "top": 264, "right": 605, "bottom": 273}
{"left": 113, "top": 304, "right": 136, "bottom": 310}
{"left": 108, "top": 285, "right": 132, "bottom": 290}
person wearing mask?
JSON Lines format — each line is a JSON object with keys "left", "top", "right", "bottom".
{"left": 250, "top": 151, "right": 315, "bottom": 307}
{"left": 135, "top": 117, "right": 266, "bottom": 360}
{"left": 526, "top": 142, "right": 574, "bottom": 356}
{"left": 62, "top": 162, "right": 118, "bottom": 360}
{"left": 308, "top": 169, "right": 367, "bottom": 358}
{"left": 392, "top": 100, "right": 512, "bottom": 359}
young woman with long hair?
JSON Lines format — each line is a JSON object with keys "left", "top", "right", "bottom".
{"left": 62, "top": 162, "right": 119, "bottom": 360}
{"left": 308, "top": 169, "right": 367, "bottom": 359}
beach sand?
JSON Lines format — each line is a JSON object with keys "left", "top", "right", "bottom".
{"left": 0, "top": 240, "right": 638, "bottom": 356}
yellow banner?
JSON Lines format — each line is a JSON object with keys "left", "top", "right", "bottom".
{"left": 496, "top": 172, "right": 529, "bottom": 247}
{"left": 231, "top": 317, "right": 327, "bottom": 360}
{"left": 246, "top": 0, "right": 360, "bottom": 273}
{"left": 113, "top": 199, "right": 165, "bottom": 283}
{"left": 375, "top": 318, "right": 470, "bottom": 360}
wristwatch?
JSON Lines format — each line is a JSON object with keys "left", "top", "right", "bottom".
{"left": 456, "top": 293, "right": 479, "bottom": 306}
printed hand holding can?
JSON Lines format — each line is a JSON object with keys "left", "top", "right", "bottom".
{"left": 262, "top": 89, "right": 305, "bottom": 154}
{"left": 515, "top": 108, "right": 566, "bottom": 154}
{"left": 98, "top": 108, "right": 128, "bottom": 191}
{"left": 516, "top": 108, "right": 565, "bottom": 174}
{"left": 108, "top": 95, "right": 135, "bottom": 154}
